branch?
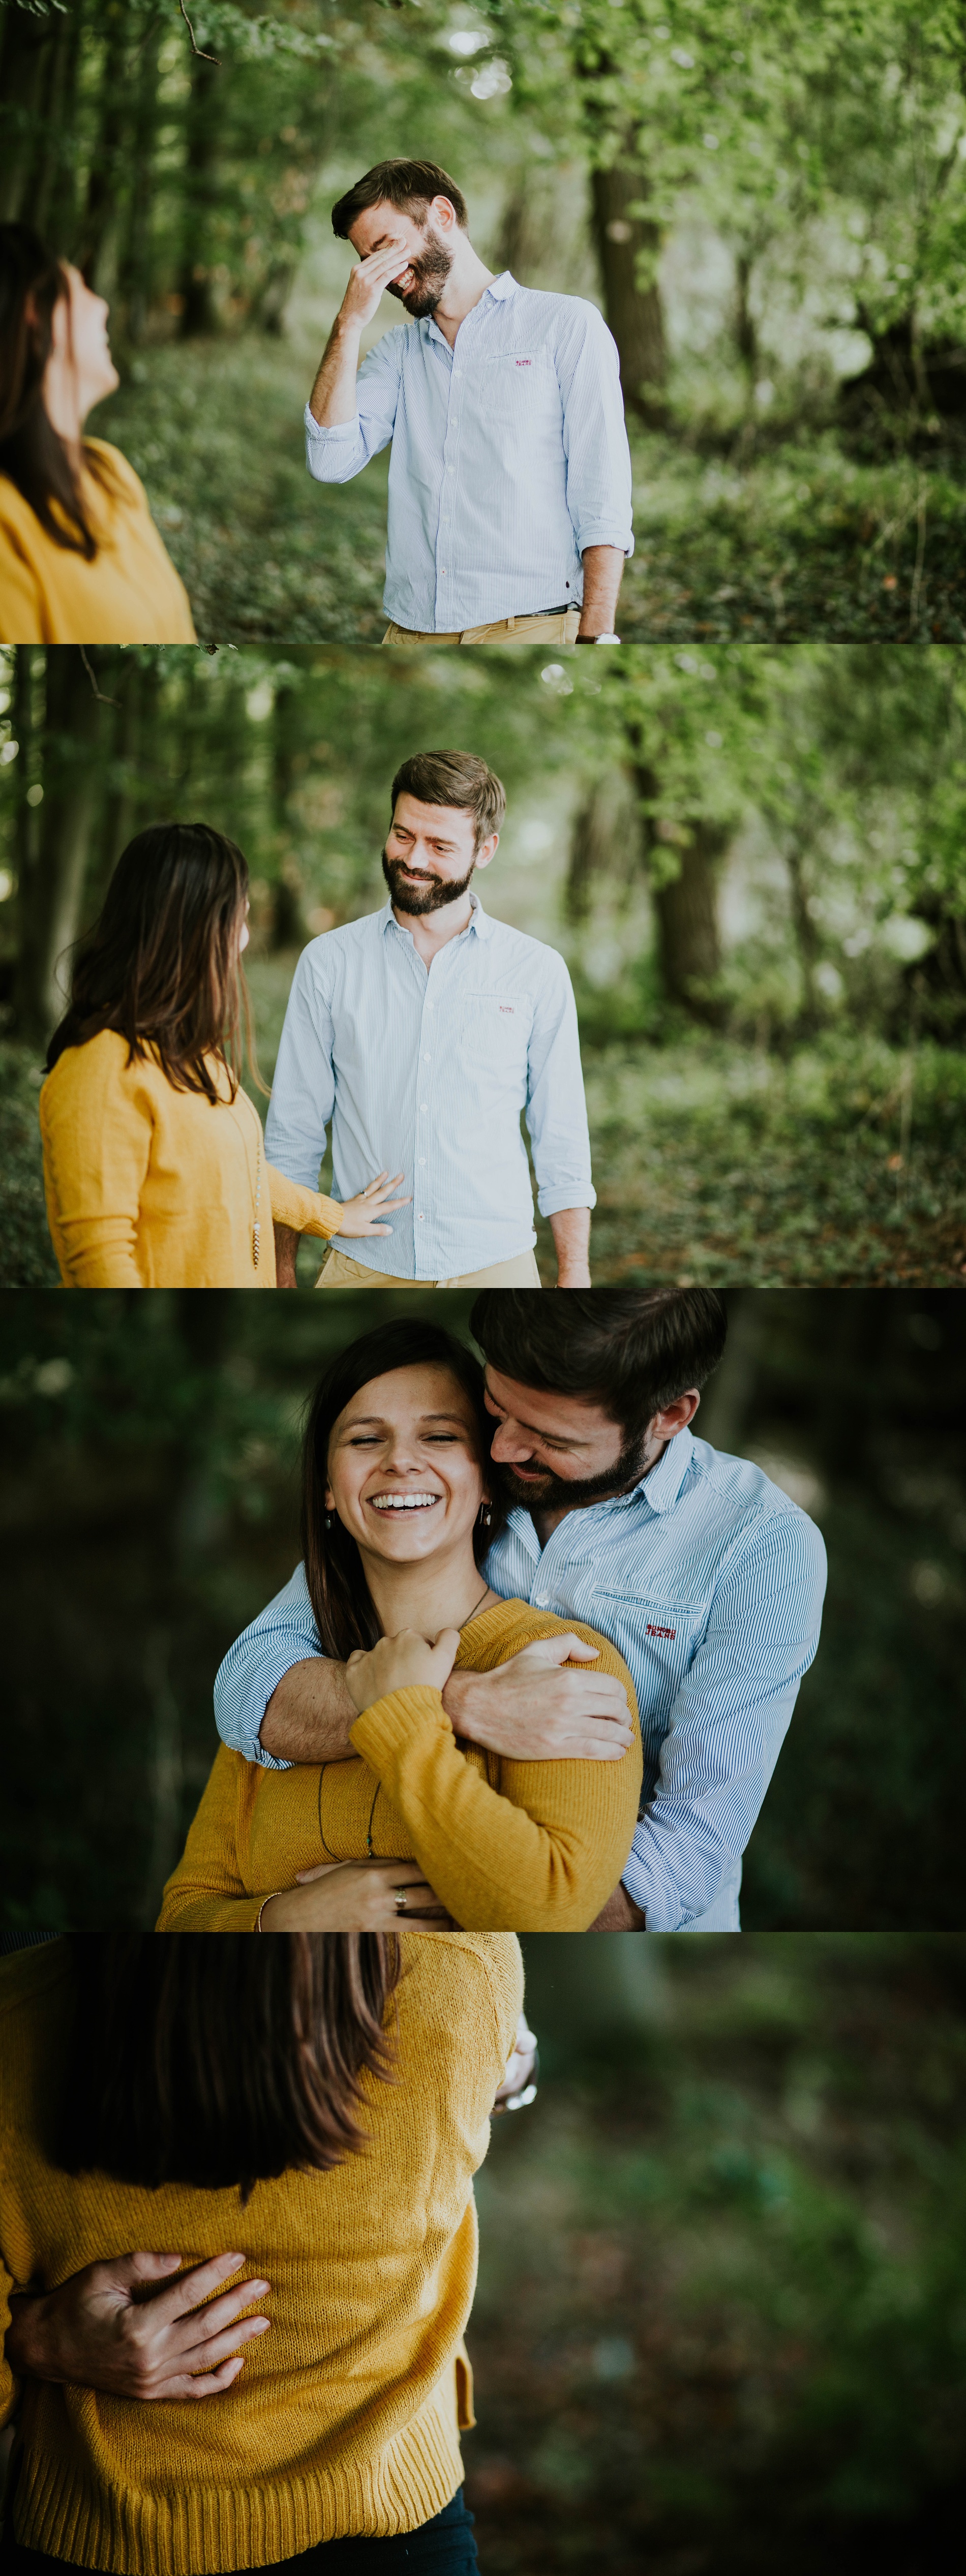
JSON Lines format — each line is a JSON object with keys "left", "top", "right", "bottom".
{"left": 79, "top": 648, "right": 118, "bottom": 707}
{"left": 177, "top": 1, "right": 220, "bottom": 66}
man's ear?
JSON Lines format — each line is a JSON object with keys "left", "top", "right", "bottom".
{"left": 474, "top": 832, "right": 499, "bottom": 871}
{"left": 652, "top": 1390, "right": 701, "bottom": 1441}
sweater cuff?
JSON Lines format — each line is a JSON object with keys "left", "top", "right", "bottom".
{"left": 266, "top": 1165, "right": 344, "bottom": 1239}
{"left": 350, "top": 1684, "right": 451, "bottom": 1766}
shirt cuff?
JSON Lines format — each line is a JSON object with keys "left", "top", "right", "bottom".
{"left": 576, "top": 529, "right": 635, "bottom": 560}
{"left": 536, "top": 1184, "right": 597, "bottom": 1218}
{"left": 304, "top": 403, "right": 360, "bottom": 443}
{"left": 621, "top": 1832, "right": 683, "bottom": 1931}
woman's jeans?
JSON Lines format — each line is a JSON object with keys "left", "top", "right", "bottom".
{"left": 1, "top": 2494, "right": 479, "bottom": 2576}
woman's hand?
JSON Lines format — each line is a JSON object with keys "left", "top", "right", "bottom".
{"left": 336, "top": 1172, "right": 412, "bottom": 1238}
{"left": 493, "top": 2015, "right": 539, "bottom": 2112}
{"left": 345, "top": 1627, "right": 462, "bottom": 1716}
{"left": 5, "top": 2251, "right": 270, "bottom": 2401}
{"left": 261, "top": 1856, "right": 455, "bottom": 1930}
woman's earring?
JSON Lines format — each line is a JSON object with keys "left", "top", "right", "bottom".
{"left": 480, "top": 1503, "right": 493, "bottom": 1529}
{"left": 324, "top": 1510, "right": 334, "bottom": 1530}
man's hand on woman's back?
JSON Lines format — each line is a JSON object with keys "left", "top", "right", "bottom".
{"left": 6, "top": 2251, "right": 271, "bottom": 2401}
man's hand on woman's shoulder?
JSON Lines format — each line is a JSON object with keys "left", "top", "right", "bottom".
{"left": 444, "top": 1633, "right": 635, "bottom": 1764}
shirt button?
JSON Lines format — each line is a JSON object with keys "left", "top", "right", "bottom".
{"left": 417, "top": 1213, "right": 425, "bottom": 1222}
{"left": 422, "top": 1051, "right": 431, "bottom": 1061}
{"left": 419, "top": 1156, "right": 427, "bottom": 1167}
{"left": 419, "top": 1102, "right": 427, "bottom": 1112}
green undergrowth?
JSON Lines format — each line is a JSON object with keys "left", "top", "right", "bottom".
{"left": 582, "top": 1031, "right": 966, "bottom": 1287}
{"left": 3, "top": 1017, "right": 963, "bottom": 1289}
{"left": 95, "top": 338, "right": 966, "bottom": 642}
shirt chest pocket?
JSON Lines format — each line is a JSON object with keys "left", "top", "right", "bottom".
{"left": 591, "top": 1591, "right": 702, "bottom": 1702}
{"left": 469, "top": 351, "right": 559, "bottom": 438}
{"left": 458, "top": 994, "right": 531, "bottom": 1094}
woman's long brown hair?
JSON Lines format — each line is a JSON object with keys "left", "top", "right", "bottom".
{"left": 0, "top": 222, "right": 116, "bottom": 557}
{"left": 56, "top": 1936, "right": 401, "bottom": 2201}
{"left": 45, "top": 822, "right": 263, "bottom": 1101}
{"left": 300, "top": 1319, "right": 506, "bottom": 1662}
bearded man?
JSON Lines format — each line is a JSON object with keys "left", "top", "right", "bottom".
{"left": 305, "top": 159, "right": 633, "bottom": 646}
{"left": 265, "top": 748, "right": 595, "bottom": 1289}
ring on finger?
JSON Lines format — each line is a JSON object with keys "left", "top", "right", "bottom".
{"left": 394, "top": 1887, "right": 410, "bottom": 1913}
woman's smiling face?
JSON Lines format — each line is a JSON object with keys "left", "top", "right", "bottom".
{"left": 325, "top": 1362, "right": 489, "bottom": 1563}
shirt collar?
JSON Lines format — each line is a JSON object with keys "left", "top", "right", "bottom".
{"left": 380, "top": 888, "right": 491, "bottom": 941}
{"left": 426, "top": 271, "right": 520, "bottom": 346}
{"left": 635, "top": 1426, "right": 695, "bottom": 1513}
{"left": 503, "top": 1427, "right": 696, "bottom": 1559}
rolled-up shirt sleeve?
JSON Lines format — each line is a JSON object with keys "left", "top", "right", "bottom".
{"left": 214, "top": 1561, "right": 323, "bottom": 1770}
{"left": 304, "top": 328, "right": 403, "bottom": 484}
{"left": 621, "top": 1511, "right": 828, "bottom": 1930}
{"left": 264, "top": 944, "right": 337, "bottom": 1192}
{"left": 524, "top": 958, "right": 596, "bottom": 1219}
{"left": 556, "top": 303, "right": 635, "bottom": 559}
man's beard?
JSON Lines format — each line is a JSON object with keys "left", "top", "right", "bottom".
{"left": 382, "top": 846, "right": 476, "bottom": 916}
{"left": 386, "top": 232, "right": 454, "bottom": 319}
{"left": 499, "top": 1431, "right": 651, "bottom": 1516}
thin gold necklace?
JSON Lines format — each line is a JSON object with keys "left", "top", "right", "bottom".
{"left": 460, "top": 1581, "right": 493, "bottom": 1631}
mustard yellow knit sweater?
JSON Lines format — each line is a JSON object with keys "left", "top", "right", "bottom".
{"left": 158, "top": 1599, "right": 643, "bottom": 1934}
{"left": 0, "top": 1935, "right": 523, "bottom": 2575}
{"left": 40, "top": 1029, "right": 345, "bottom": 1288}
{"left": 0, "top": 441, "right": 196, "bottom": 645}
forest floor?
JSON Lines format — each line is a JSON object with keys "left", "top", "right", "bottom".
{"left": 4, "top": 1010, "right": 963, "bottom": 1288}
{"left": 468, "top": 1937, "right": 966, "bottom": 2574}
{"left": 96, "top": 334, "right": 966, "bottom": 643}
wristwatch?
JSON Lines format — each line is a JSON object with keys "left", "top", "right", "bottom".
{"left": 575, "top": 632, "right": 621, "bottom": 646}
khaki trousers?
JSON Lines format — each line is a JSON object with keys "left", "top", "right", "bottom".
{"left": 315, "top": 1245, "right": 542, "bottom": 1290}
{"left": 382, "top": 608, "right": 581, "bottom": 648}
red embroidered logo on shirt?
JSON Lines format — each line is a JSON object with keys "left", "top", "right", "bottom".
{"left": 647, "top": 1623, "right": 676, "bottom": 1639}
{"left": 499, "top": 1004, "right": 515, "bottom": 1014}
{"left": 516, "top": 359, "right": 532, "bottom": 366}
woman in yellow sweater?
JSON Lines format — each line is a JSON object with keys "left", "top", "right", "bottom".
{"left": 0, "top": 1930, "right": 524, "bottom": 2572}
{"left": 40, "top": 823, "right": 409, "bottom": 1288}
{"left": 159, "top": 1320, "right": 643, "bottom": 1934}
{"left": 0, "top": 225, "right": 197, "bottom": 645}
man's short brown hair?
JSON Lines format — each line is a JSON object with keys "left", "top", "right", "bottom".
{"left": 331, "top": 160, "right": 468, "bottom": 242}
{"left": 390, "top": 750, "right": 505, "bottom": 848}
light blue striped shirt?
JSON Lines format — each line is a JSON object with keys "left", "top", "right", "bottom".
{"left": 304, "top": 271, "right": 635, "bottom": 631}
{"left": 214, "top": 1428, "right": 827, "bottom": 1931}
{"left": 263, "top": 891, "right": 594, "bottom": 1279}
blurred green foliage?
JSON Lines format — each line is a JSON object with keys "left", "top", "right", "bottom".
{"left": 0, "top": 1285, "right": 963, "bottom": 1933}
{"left": 472, "top": 1934, "right": 966, "bottom": 2570}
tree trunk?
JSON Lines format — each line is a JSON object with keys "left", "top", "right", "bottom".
{"left": 271, "top": 680, "right": 307, "bottom": 947}
{"left": 79, "top": 0, "right": 131, "bottom": 291}
{"left": 93, "top": 653, "right": 161, "bottom": 896}
{"left": 178, "top": 53, "right": 220, "bottom": 336}
{"left": 566, "top": 770, "right": 637, "bottom": 922}
{"left": 734, "top": 250, "right": 758, "bottom": 393}
{"left": 116, "top": 4, "right": 163, "bottom": 341}
{"left": 11, "top": 646, "right": 38, "bottom": 908}
{"left": 784, "top": 835, "right": 821, "bottom": 1029}
{"left": 590, "top": 155, "right": 667, "bottom": 420}
{"left": 0, "top": 6, "right": 55, "bottom": 223}
{"left": 27, "top": 8, "right": 84, "bottom": 247}
{"left": 14, "top": 648, "right": 104, "bottom": 1047}
{"left": 645, "top": 813, "right": 728, "bottom": 1022}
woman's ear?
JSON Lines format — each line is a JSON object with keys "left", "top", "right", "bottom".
{"left": 324, "top": 1484, "right": 335, "bottom": 1510}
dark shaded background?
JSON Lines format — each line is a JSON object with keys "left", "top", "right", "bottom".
{"left": 1, "top": 1284, "right": 963, "bottom": 1931}
{"left": 470, "top": 1933, "right": 966, "bottom": 2575}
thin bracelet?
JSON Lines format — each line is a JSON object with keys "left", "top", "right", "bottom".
{"left": 256, "top": 1891, "right": 283, "bottom": 1931}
